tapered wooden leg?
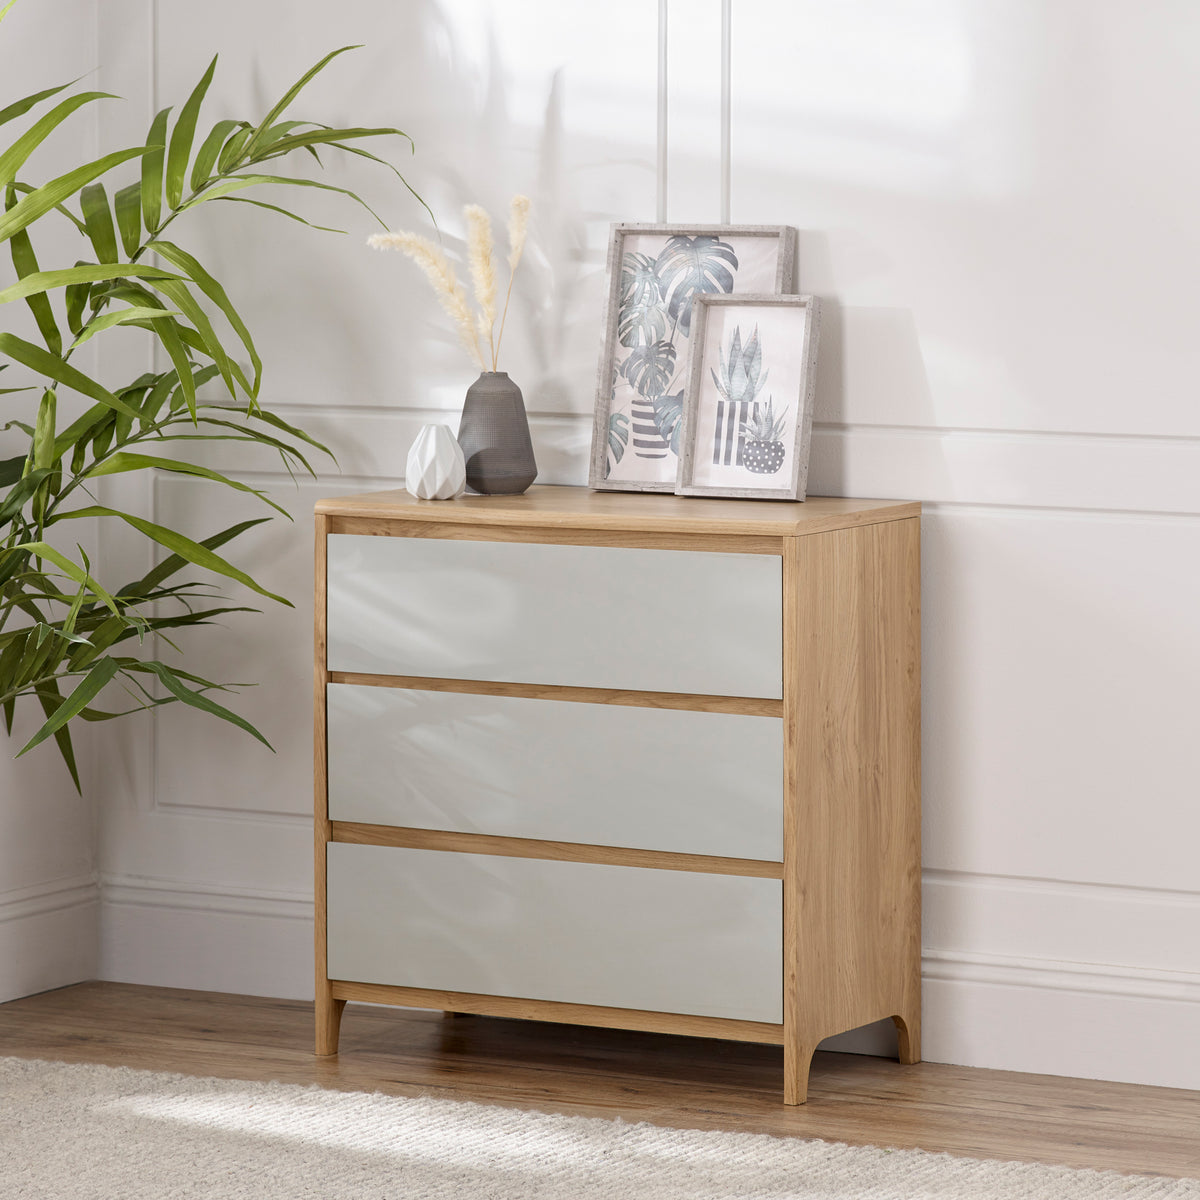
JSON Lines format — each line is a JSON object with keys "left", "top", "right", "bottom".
{"left": 893, "top": 1011, "right": 921, "bottom": 1065}
{"left": 315, "top": 987, "right": 345, "bottom": 1056}
{"left": 783, "top": 1037, "right": 815, "bottom": 1105}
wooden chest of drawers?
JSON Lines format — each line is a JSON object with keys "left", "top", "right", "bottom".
{"left": 314, "top": 485, "right": 921, "bottom": 1103}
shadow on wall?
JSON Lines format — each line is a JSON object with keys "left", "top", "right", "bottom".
{"left": 157, "top": 0, "right": 635, "bottom": 439}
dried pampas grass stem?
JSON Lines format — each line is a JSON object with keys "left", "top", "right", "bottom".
{"left": 368, "top": 232, "right": 484, "bottom": 368}
{"left": 368, "top": 194, "right": 530, "bottom": 375}
{"left": 495, "top": 194, "right": 531, "bottom": 365}
{"left": 464, "top": 205, "right": 498, "bottom": 369}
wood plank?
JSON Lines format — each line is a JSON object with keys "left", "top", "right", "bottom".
{"left": 326, "top": 515, "right": 785, "bottom": 555}
{"left": 783, "top": 519, "right": 923, "bottom": 1103}
{"left": 2, "top": 984, "right": 1198, "bottom": 1180}
{"left": 329, "top": 823, "right": 784, "bottom": 879}
{"left": 315, "top": 484, "right": 920, "bottom": 539}
{"left": 329, "top": 981, "right": 785, "bottom": 1045}
{"left": 327, "top": 672, "right": 784, "bottom": 717}
{"left": 313, "top": 513, "right": 344, "bottom": 1054}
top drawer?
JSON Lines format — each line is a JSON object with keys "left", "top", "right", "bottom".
{"left": 326, "top": 535, "right": 783, "bottom": 698}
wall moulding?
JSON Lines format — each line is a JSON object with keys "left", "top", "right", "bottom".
{"left": 155, "top": 407, "right": 1200, "bottom": 519}
{"left": 0, "top": 875, "right": 99, "bottom": 926}
{"left": 98, "top": 868, "right": 1200, "bottom": 1001}
{"left": 95, "top": 870, "right": 1200, "bottom": 1089}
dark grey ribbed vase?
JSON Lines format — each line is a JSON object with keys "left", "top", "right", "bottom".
{"left": 457, "top": 371, "right": 538, "bottom": 495}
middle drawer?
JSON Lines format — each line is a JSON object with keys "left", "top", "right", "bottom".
{"left": 327, "top": 683, "right": 784, "bottom": 861}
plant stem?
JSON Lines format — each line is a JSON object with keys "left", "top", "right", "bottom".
{"left": 494, "top": 268, "right": 516, "bottom": 370}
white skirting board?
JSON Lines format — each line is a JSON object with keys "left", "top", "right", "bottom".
{"left": 97, "top": 876, "right": 1200, "bottom": 1092}
{"left": 0, "top": 876, "right": 98, "bottom": 1004}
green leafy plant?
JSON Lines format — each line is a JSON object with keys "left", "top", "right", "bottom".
{"left": 0, "top": 37, "right": 422, "bottom": 787}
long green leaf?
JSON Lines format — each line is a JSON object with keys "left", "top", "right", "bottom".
{"left": 216, "top": 127, "right": 253, "bottom": 174}
{"left": 166, "top": 55, "right": 216, "bottom": 209}
{"left": 0, "top": 333, "right": 138, "bottom": 416}
{"left": 190, "top": 119, "right": 243, "bottom": 191}
{"left": 0, "top": 454, "right": 24, "bottom": 486}
{"left": 0, "top": 80, "right": 75, "bottom": 128}
{"left": 17, "top": 656, "right": 119, "bottom": 758}
{"left": 114, "top": 182, "right": 141, "bottom": 256}
{"left": 152, "top": 275, "right": 243, "bottom": 401}
{"left": 32, "top": 678, "right": 81, "bottom": 790}
{"left": 250, "top": 407, "right": 333, "bottom": 459}
{"left": 6, "top": 179, "right": 86, "bottom": 233}
{"left": 31, "top": 387, "right": 55, "bottom": 470}
{"left": 6, "top": 186, "right": 61, "bottom": 355}
{"left": 213, "top": 195, "right": 344, "bottom": 234}
{"left": 252, "top": 119, "right": 322, "bottom": 151}
{"left": 131, "top": 368, "right": 176, "bottom": 426}
{"left": 48, "top": 506, "right": 289, "bottom": 605}
{"left": 64, "top": 614, "right": 129, "bottom": 671}
{"left": 154, "top": 316, "right": 197, "bottom": 418}
{"left": 64, "top": 272, "right": 89, "bottom": 335}
{"left": 141, "top": 107, "right": 171, "bottom": 233}
{"left": 79, "top": 182, "right": 119, "bottom": 263}
{"left": 154, "top": 240, "right": 261, "bottom": 396}
{"left": 183, "top": 172, "right": 385, "bottom": 225}
{"left": 141, "top": 659, "right": 272, "bottom": 749}
{"left": 70, "top": 304, "right": 183, "bottom": 349}
{"left": 242, "top": 46, "right": 361, "bottom": 160}
{"left": 6, "top": 542, "right": 121, "bottom": 614}
{"left": 85, "top": 452, "right": 288, "bottom": 515}
{"left": 29, "top": 387, "right": 55, "bottom": 521}
{"left": 156, "top": 422, "right": 316, "bottom": 476}
{"left": 249, "top": 125, "right": 413, "bottom": 160}
{"left": 51, "top": 401, "right": 108, "bottom": 460}
{"left": 0, "top": 144, "right": 153, "bottom": 243}
{"left": 0, "top": 91, "right": 114, "bottom": 189}
{"left": 0, "top": 260, "right": 214, "bottom": 304}
{"left": 120, "top": 516, "right": 270, "bottom": 595}
{"left": 0, "top": 335, "right": 138, "bottom": 421}
{"left": 0, "top": 467, "right": 50, "bottom": 523}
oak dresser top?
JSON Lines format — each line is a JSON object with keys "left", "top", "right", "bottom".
{"left": 315, "top": 485, "right": 919, "bottom": 539}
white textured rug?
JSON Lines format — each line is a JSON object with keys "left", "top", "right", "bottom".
{"left": 2, "top": 1057, "right": 1196, "bottom": 1199}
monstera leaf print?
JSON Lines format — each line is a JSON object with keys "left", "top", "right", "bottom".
{"left": 652, "top": 390, "right": 685, "bottom": 454}
{"left": 607, "top": 412, "right": 630, "bottom": 466}
{"left": 655, "top": 235, "right": 739, "bottom": 336}
{"left": 617, "top": 251, "right": 667, "bottom": 347}
{"left": 621, "top": 339, "right": 677, "bottom": 400}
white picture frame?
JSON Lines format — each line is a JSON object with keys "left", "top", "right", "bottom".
{"left": 675, "top": 294, "right": 821, "bottom": 502}
{"left": 588, "top": 224, "right": 796, "bottom": 493}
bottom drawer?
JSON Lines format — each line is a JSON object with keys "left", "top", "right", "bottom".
{"left": 326, "top": 842, "right": 782, "bottom": 1024}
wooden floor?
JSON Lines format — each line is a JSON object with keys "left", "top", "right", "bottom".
{"left": 1, "top": 982, "right": 1197, "bottom": 1179}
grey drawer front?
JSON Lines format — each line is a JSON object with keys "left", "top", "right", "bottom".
{"left": 326, "top": 843, "right": 782, "bottom": 1023}
{"left": 327, "top": 684, "right": 783, "bottom": 860}
{"left": 326, "top": 535, "right": 782, "bottom": 698}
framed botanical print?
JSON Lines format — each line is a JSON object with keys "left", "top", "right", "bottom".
{"left": 588, "top": 224, "right": 796, "bottom": 492}
{"left": 675, "top": 294, "right": 820, "bottom": 501}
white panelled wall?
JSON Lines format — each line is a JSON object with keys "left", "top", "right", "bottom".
{"left": 7, "top": 1, "right": 1199, "bottom": 1090}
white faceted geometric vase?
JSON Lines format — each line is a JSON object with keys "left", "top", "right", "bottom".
{"left": 405, "top": 423, "right": 467, "bottom": 500}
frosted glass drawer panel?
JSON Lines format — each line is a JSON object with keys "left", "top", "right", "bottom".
{"left": 326, "top": 843, "right": 782, "bottom": 1023}
{"left": 326, "top": 535, "right": 782, "bottom": 698}
{"left": 327, "top": 684, "right": 783, "bottom": 860}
